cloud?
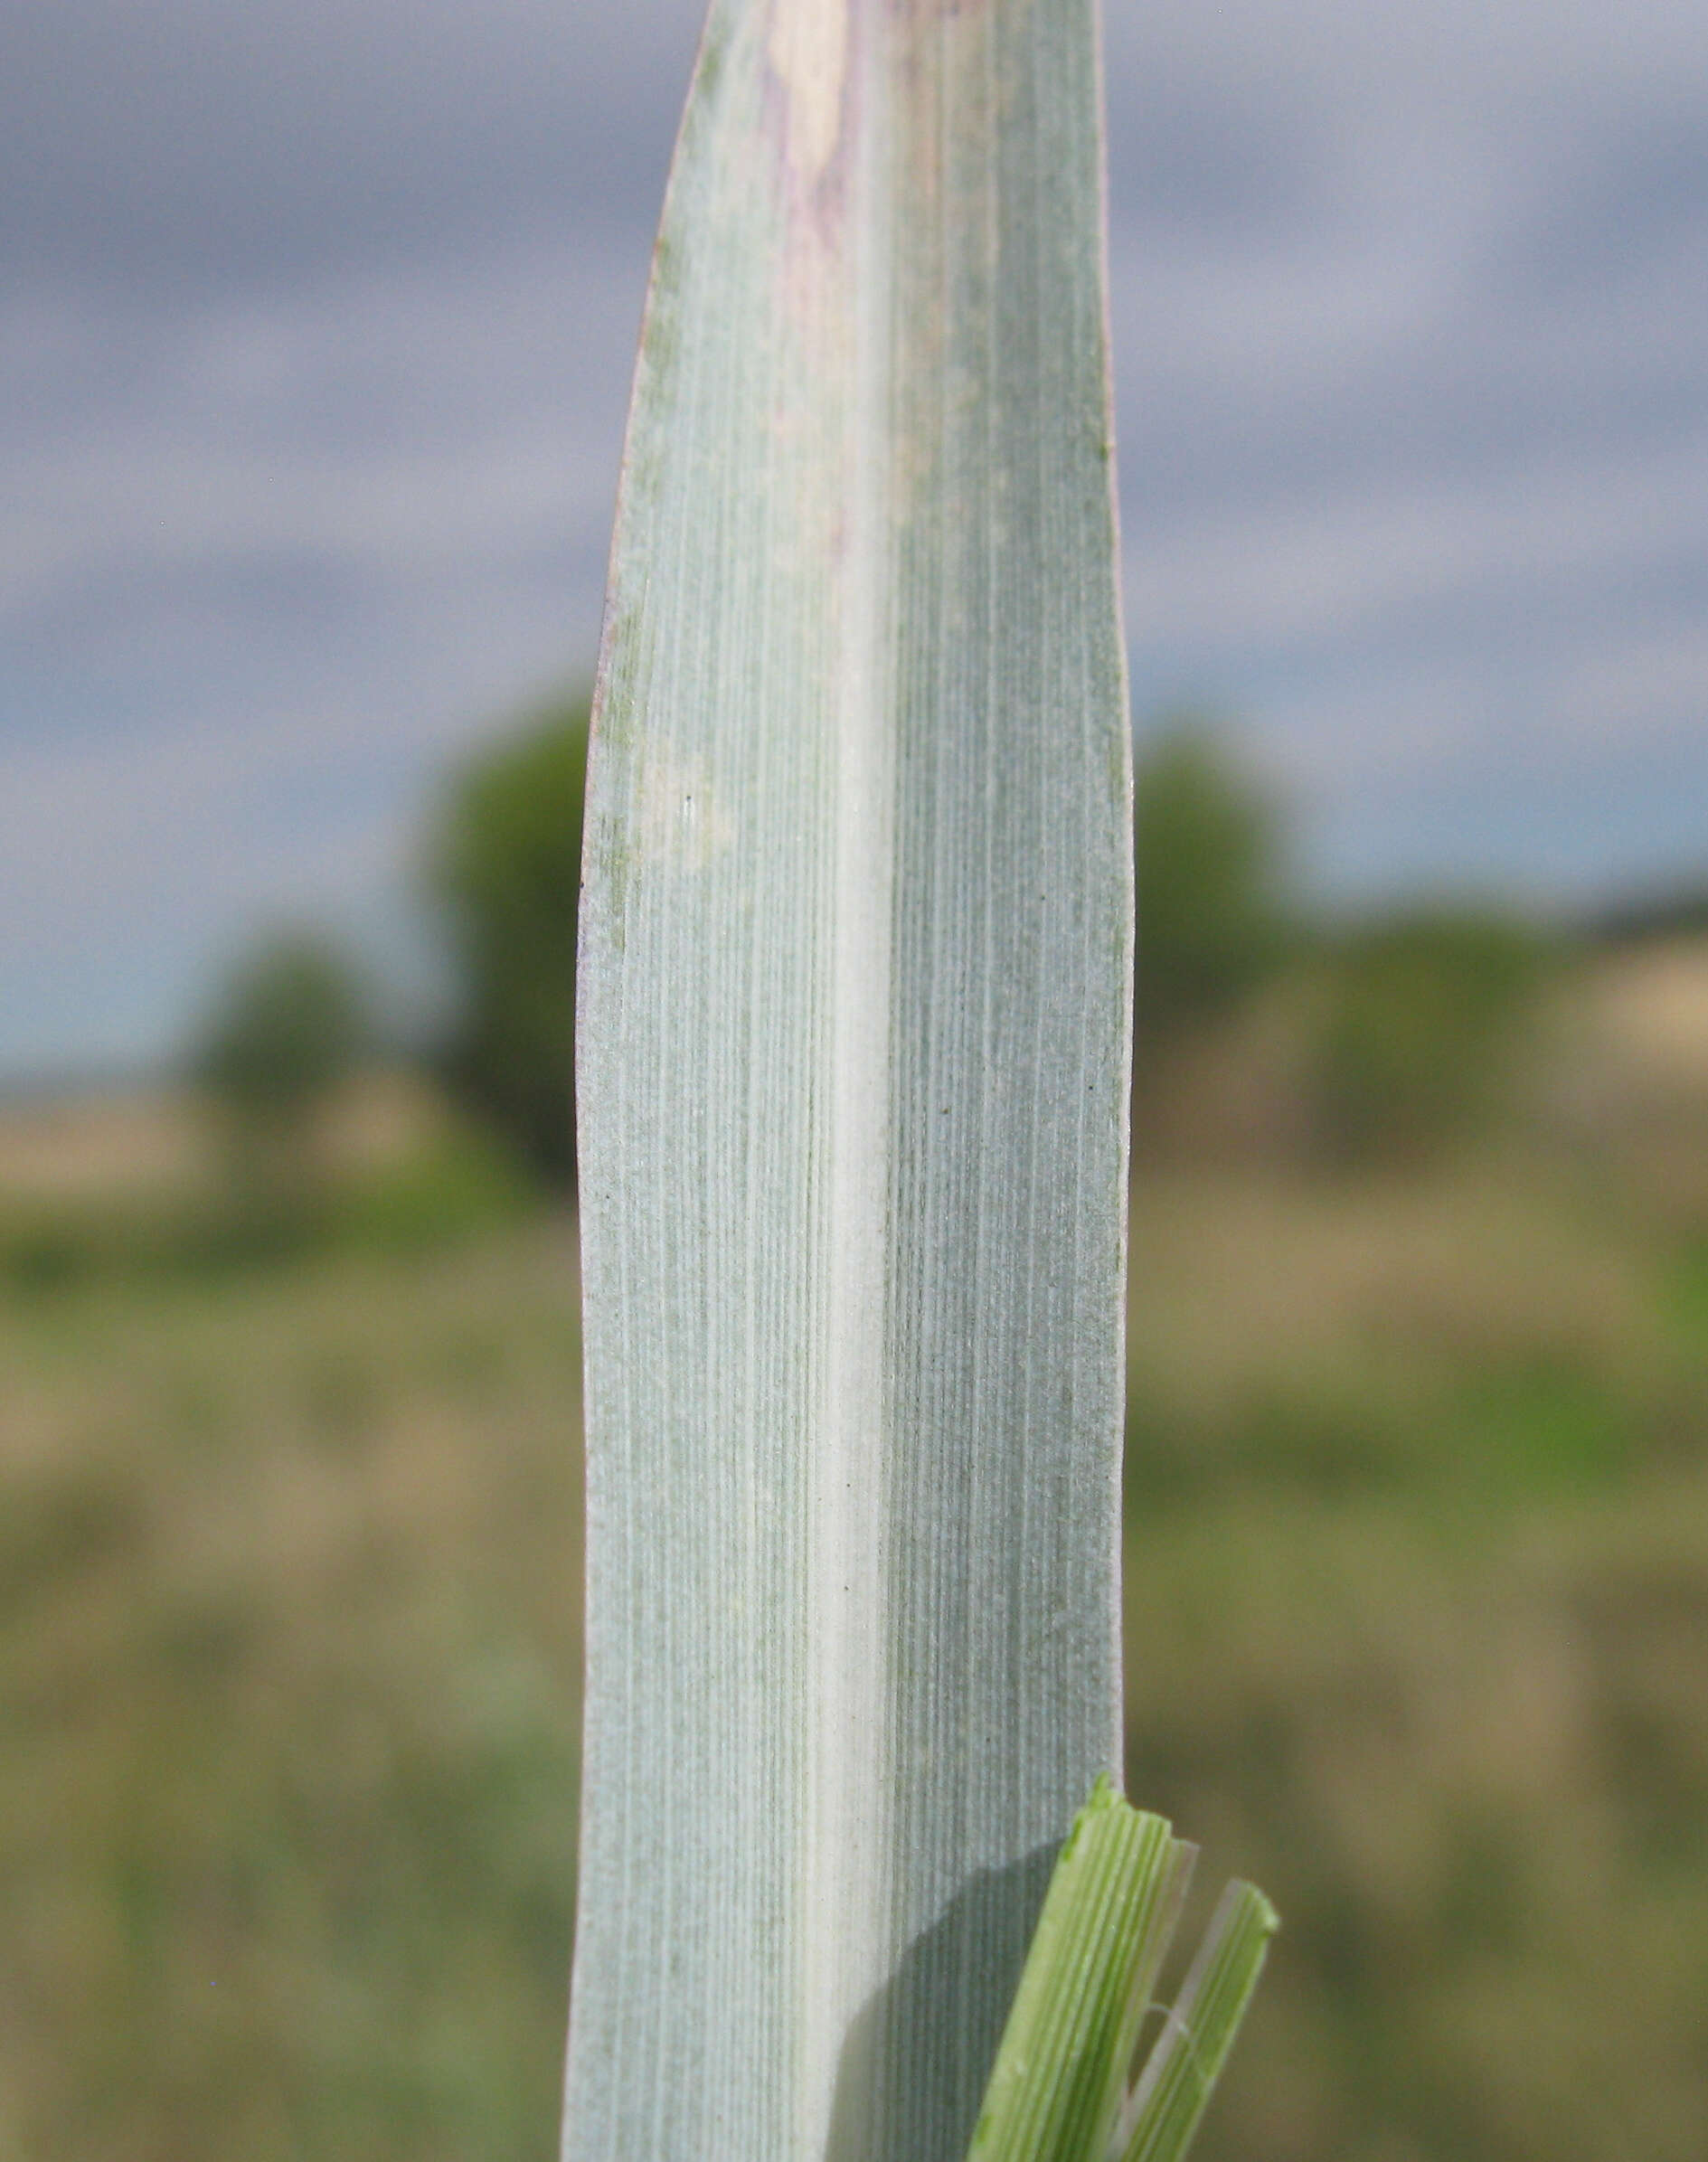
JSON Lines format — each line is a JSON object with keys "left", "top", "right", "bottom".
{"left": 2, "top": 0, "right": 1706, "bottom": 1073}
{"left": 1126, "top": 426, "right": 1708, "bottom": 662}
{"left": 0, "top": 240, "right": 646, "bottom": 624}
{"left": 0, "top": 227, "right": 649, "bottom": 1071}
{"left": 0, "top": 0, "right": 705, "bottom": 286}
{"left": 1107, "top": 0, "right": 1708, "bottom": 120}
{"left": 1105, "top": 0, "right": 1708, "bottom": 896}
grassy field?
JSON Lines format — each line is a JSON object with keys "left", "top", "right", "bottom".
{"left": 3, "top": 1000, "right": 1707, "bottom": 2159}
{"left": 1, "top": 1213, "right": 582, "bottom": 2162}
{"left": 1124, "top": 1162, "right": 1708, "bottom": 2162}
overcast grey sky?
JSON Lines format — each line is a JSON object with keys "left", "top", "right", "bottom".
{"left": 2, "top": 0, "right": 1705, "bottom": 1079}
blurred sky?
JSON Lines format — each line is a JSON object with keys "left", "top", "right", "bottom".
{"left": 2, "top": 0, "right": 1705, "bottom": 1080}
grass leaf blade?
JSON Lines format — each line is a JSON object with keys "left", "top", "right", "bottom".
{"left": 1116, "top": 1882, "right": 1280, "bottom": 2162}
{"left": 564, "top": 0, "right": 1132, "bottom": 2154}
{"left": 966, "top": 1780, "right": 1194, "bottom": 2162}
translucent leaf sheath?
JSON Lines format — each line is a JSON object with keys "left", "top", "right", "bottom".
{"left": 564, "top": 0, "right": 1132, "bottom": 2155}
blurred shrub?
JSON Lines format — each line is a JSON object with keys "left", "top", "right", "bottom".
{"left": 195, "top": 934, "right": 368, "bottom": 1128}
{"left": 1587, "top": 884, "right": 1708, "bottom": 945}
{"left": 332, "top": 1128, "right": 540, "bottom": 1258}
{"left": 1308, "top": 909, "right": 1548, "bottom": 1164}
{"left": 1134, "top": 722, "right": 1289, "bottom": 1048}
{"left": 193, "top": 934, "right": 370, "bottom": 1216}
{"left": 427, "top": 694, "right": 589, "bottom": 1190}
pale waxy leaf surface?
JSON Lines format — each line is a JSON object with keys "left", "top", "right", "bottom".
{"left": 564, "top": 0, "right": 1133, "bottom": 2155}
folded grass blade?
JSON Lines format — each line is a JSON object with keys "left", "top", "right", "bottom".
{"left": 1115, "top": 1882, "right": 1279, "bottom": 2162}
{"left": 964, "top": 1779, "right": 1194, "bottom": 2162}
{"left": 965, "top": 1784, "right": 1277, "bottom": 2162}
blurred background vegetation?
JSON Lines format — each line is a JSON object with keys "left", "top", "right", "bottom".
{"left": 3, "top": 698, "right": 1707, "bottom": 2160}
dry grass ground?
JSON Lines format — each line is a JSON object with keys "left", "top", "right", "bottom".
{"left": 0, "top": 1091, "right": 205, "bottom": 1204}
{"left": 1, "top": 1226, "right": 582, "bottom": 2162}
{"left": 0, "top": 1072, "right": 449, "bottom": 1209}
{"left": 1122, "top": 1163, "right": 1708, "bottom": 2162}
{"left": 1587, "top": 939, "right": 1708, "bottom": 1090}
{"left": 2, "top": 989, "right": 1706, "bottom": 2160}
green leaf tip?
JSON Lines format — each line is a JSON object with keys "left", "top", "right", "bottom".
{"left": 966, "top": 1784, "right": 1277, "bottom": 2162}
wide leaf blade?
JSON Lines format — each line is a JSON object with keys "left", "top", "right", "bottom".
{"left": 565, "top": 0, "right": 1132, "bottom": 2155}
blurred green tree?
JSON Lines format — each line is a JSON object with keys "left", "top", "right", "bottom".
{"left": 195, "top": 932, "right": 368, "bottom": 1145}
{"left": 1309, "top": 909, "right": 1548, "bottom": 1163}
{"left": 1134, "top": 722, "right": 1289, "bottom": 1047}
{"left": 427, "top": 693, "right": 589, "bottom": 1189}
